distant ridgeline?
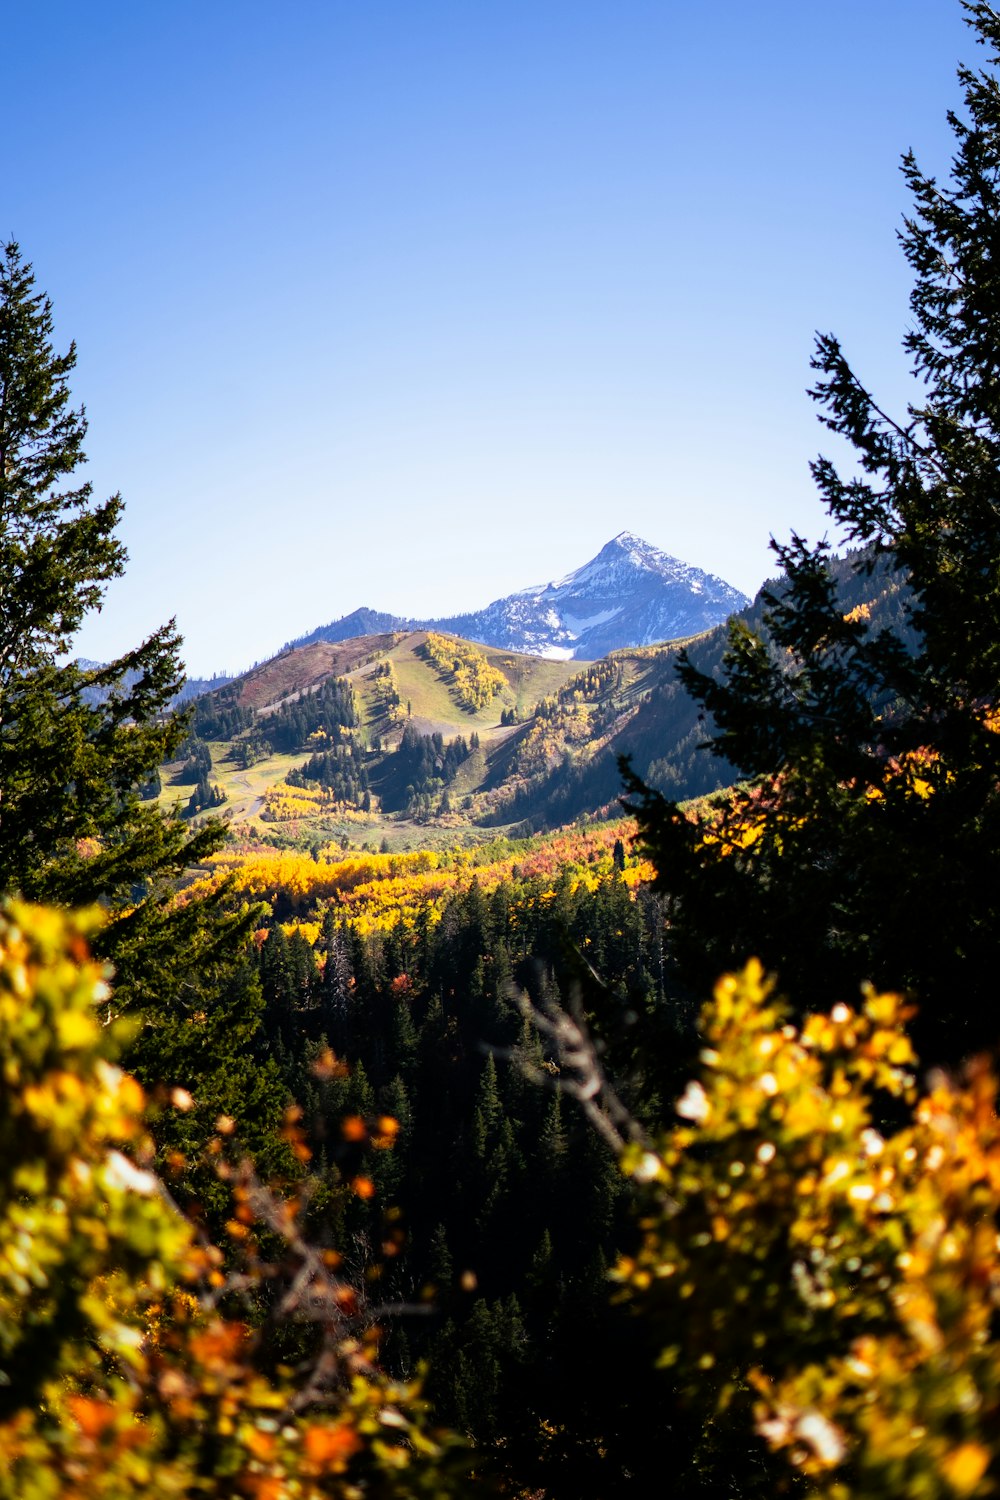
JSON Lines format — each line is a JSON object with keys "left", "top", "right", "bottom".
{"left": 283, "top": 532, "right": 749, "bottom": 661}
{"left": 169, "top": 546, "right": 910, "bottom": 835}
{"left": 76, "top": 661, "right": 234, "bottom": 711}
{"left": 493, "top": 547, "right": 913, "bottom": 829}
{"left": 286, "top": 607, "right": 409, "bottom": 652}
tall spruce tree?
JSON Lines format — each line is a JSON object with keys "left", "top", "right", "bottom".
{"left": 0, "top": 242, "right": 280, "bottom": 1163}
{"left": 626, "top": 1, "right": 1000, "bottom": 1058}
{"left": 0, "top": 240, "right": 218, "bottom": 908}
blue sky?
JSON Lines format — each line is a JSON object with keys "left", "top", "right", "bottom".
{"left": 7, "top": 1, "right": 972, "bottom": 673}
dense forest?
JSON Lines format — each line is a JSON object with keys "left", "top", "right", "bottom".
{"left": 246, "top": 850, "right": 676, "bottom": 1494}
{"left": 6, "top": 5, "right": 1000, "bottom": 1497}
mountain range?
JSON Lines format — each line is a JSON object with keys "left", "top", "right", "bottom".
{"left": 167, "top": 546, "right": 902, "bottom": 844}
{"left": 287, "top": 532, "right": 749, "bottom": 660}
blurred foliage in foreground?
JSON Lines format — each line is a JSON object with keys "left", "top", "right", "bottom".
{"left": 617, "top": 960, "right": 1000, "bottom": 1499}
{"left": 0, "top": 902, "right": 467, "bottom": 1499}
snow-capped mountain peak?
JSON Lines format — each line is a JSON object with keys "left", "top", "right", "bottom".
{"left": 435, "top": 533, "right": 749, "bottom": 659}
{"left": 287, "top": 533, "right": 750, "bottom": 661}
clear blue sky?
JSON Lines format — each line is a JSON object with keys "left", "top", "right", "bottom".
{"left": 6, "top": 1, "right": 972, "bottom": 674}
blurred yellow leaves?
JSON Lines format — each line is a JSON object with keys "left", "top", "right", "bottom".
{"left": 616, "top": 960, "right": 1000, "bottom": 1498}
{"left": 0, "top": 902, "right": 467, "bottom": 1499}
{"left": 942, "top": 1445, "right": 991, "bottom": 1495}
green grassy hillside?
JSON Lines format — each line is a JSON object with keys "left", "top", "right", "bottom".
{"left": 167, "top": 563, "right": 904, "bottom": 846}
{"left": 348, "top": 631, "right": 580, "bottom": 739}
{"left": 165, "top": 630, "right": 593, "bottom": 845}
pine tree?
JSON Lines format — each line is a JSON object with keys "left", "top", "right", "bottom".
{"left": 0, "top": 241, "right": 235, "bottom": 966}
{"left": 471, "top": 1052, "right": 502, "bottom": 1157}
{"left": 627, "top": 5, "right": 1000, "bottom": 1057}
{"left": 0, "top": 241, "right": 121, "bottom": 683}
{"left": 427, "top": 1223, "right": 454, "bottom": 1290}
{"left": 0, "top": 243, "right": 281, "bottom": 1188}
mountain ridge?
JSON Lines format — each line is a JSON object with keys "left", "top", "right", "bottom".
{"left": 284, "top": 532, "right": 749, "bottom": 660}
{"left": 171, "top": 546, "right": 901, "bottom": 845}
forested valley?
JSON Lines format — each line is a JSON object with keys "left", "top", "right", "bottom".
{"left": 8, "top": 5, "right": 1000, "bottom": 1497}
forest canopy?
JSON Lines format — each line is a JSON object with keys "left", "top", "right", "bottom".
{"left": 6, "top": 2, "right": 1000, "bottom": 1497}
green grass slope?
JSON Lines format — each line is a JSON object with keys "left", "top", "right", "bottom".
{"left": 170, "top": 551, "right": 917, "bottom": 847}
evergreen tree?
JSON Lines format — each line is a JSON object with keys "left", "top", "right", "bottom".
{"left": 627, "top": 5, "right": 1000, "bottom": 1057}
{"left": 0, "top": 242, "right": 281, "bottom": 1189}
{"left": 471, "top": 1051, "right": 502, "bottom": 1158}
{"left": 0, "top": 240, "right": 234, "bottom": 965}
{"left": 427, "top": 1223, "right": 454, "bottom": 1290}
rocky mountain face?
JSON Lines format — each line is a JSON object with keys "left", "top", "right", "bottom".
{"left": 436, "top": 532, "right": 748, "bottom": 659}
{"left": 289, "top": 532, "right": 748, "bottom": 660}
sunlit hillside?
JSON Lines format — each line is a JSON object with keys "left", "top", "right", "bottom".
{"left": 158, "top": 625, "right": 738, "bottom": 845}
{"left": 182, "top": 814, "right": 654, "bottom": 937}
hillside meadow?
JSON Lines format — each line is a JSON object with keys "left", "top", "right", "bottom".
{"left": 157, "top": 626, "right": 734, "bottom": 844}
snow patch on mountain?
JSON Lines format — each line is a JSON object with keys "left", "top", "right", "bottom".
{"left": 433, "top": 531, "right": 749, "bottom": 659}
{"left": 288, "top": 531, "right": 750, "bottom": 660}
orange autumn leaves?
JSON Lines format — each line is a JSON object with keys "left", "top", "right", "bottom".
{"left": 0, "top": 903, "right": 466, "bottom": 1499}
{"left": 617, "top": 961, "right": 1000, "bottom": 1499}
{"left": 302, "top": 1423, "right": 362, "bottom": 1467}
{"left": 690, "top": 742, "right": 949, "bottom": 859}
{"left": 185, "top": 820, "right": 655, "bottom": 936}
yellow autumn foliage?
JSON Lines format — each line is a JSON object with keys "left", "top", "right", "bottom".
{"left": 423, "top": 633, "right": 506, "bottom": 711}
{"left": 0, "top": 903, "right": 466, "bottom": 1498}
{"left": 186, "top": 824, "right": 654, "bottom": 934}
{"left": 617, "top": 961, "right": 1000, "bottom": 1499}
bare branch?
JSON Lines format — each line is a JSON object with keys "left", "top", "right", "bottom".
{"left": 504, "top": 977, "right": 646, "bottom": 1151}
